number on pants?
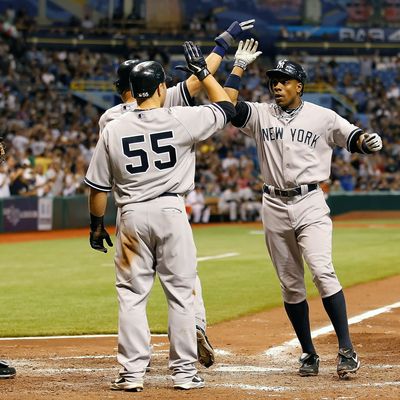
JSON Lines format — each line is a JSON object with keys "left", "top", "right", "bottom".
{"left": 122, "top": 131, "right": 177, "bottom": 174}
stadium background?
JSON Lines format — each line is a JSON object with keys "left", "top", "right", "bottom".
{"left": 0, "top": 1, "right": 400, "bottom": 399}
{"left": 1, "top": 0, "right": 400, "bottom": 230}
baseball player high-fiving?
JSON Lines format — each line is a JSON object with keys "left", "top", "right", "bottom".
{"left": 97, "top": 20, "right": 255, "bottom": 369}
{"left": 224, "top": 43, "right": 383, "bottom": 379}
{"left": 85, "top": 42, "right": 235, "bottom": 391}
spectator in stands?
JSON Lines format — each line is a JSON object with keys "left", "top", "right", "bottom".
{"left": 222, "top": 150, "right": 239, "bottom": 170}
{"left": 0, "top": 162, "right": 10, "bottom": 198}
{"left": 238, "top": 183, "right": 261, "bottom": 221}
{"left": 338, "top": 165, "right": 356, "bottom": 191}
{"left": 9, "top": 161, "right": 29, "bottom": 196}
{"left": 31, "top": 164, "right": 48, "bottom": 197}
{"left": 186, "top": 186, "right": 210, "bottom": 224}
{"left": 218, "top": 184, "right": 240, "bottom": 222}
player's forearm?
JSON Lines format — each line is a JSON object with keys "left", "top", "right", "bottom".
{"left": 89, "top": 188, "right": 108, "bottom": 217}
{"left": 224, "top": 68, "right": 244, "bottom": 105}
{"left": 202, "top": 74, "right": 232, "bottom": 103}
{"left": 186, "top": 52, "right": 223, "bottom": 97}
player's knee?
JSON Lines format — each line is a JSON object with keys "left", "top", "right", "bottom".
{"left": 313, "top": 270, "right": 341, "bottom": 297}
{"left": 281, "top": 287, "right": 306, "bottom": 304}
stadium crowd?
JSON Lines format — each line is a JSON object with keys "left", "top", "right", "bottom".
{"left": 0, "top": 18, "right": 399, "bottom": 222}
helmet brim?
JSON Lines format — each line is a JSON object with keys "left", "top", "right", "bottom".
{"left": 266, "top": 69, "right": 299, "bottom": 81}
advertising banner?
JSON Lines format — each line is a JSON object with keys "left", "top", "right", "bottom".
{"left": 2, "top": 197, "right": 38, "bottom": 232}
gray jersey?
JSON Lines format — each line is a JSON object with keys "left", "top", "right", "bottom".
{"left": 85, "top": 104, "right": 227, "bottom": 206}
{"left": 238, "top": 101, "right": 361, "bottom": 187}
{"left": 98, "top": 82, "right": 193, "bottom": 134}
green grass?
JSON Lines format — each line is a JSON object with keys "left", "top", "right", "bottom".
{"left": 0, "top": 220, "right": 399, "bottom": 337}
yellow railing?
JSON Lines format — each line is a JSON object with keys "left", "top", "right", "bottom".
{"left": 70, "top": 80, "right": 114, "bottom": 91}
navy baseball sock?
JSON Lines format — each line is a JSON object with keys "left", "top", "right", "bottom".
{"left": 284, "top": 300, "right": 316, "bottom": 354}
{"left": 322, "top": 290, "right": 353, "bottom": 349}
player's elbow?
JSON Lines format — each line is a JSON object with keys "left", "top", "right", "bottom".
{"left": 216, "top": 101, "right": 236, "bottom": 123}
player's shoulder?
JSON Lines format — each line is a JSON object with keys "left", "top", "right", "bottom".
{"left": 303, "top": 101, "right": 335, "bottom": 115}
{"left": 99, "top": 104, "right": 123, "bottom": 126}
{"left": 102, "top": 103, "right": 123, "bottom": 118}
{"left": 243, "top": 100, "right": 271, "bottom": 111}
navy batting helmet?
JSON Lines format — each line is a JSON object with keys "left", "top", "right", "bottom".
{"left": 114, "top": 59, "right": 140, "bottom": 95}
{"left": 266, "top": 59, "right": 307, "bottom": 84}
{"left": 129, "top": 61, "right": 167, "bottom": 99}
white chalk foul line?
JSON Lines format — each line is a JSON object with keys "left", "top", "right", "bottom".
{"left": 101, "top": 252, "right": 240, "bottom": 267}
{"left": 215, "top": 365, "right": 284, "bottom": 373}
{"left": 0, "top": 333, "right": 167, "bottom": 341}
{"left": 217, "top": 383, "right": 291, "bottom": 393}
{"left": 265, "top": 301, "right": 400, "bottom": 356}
{"left": 197, "top": 252, "right": 239, "bottom": 262}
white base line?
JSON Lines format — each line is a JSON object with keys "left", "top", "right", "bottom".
{"left": 197, "top": 252, "right": 239, "bottom": 262}
{"left": 0, "top": 333, "right": 167, "bottom": 341}
{"left": 265, "top": 301, "right": 400, "bottom": 356}
{"left": 101, "top": 252, "right": 240, "bottom": 267}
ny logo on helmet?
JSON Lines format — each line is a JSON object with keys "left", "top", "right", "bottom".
{"left": 277, "top": 60, "right": 288, "bottom": 69}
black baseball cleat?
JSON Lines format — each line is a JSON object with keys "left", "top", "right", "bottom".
{"left": 298, "top": 353, "right": 320, "bottom": 376}
{"left": 337, "top": 348, "right": 360, "bottom": 379}
{"left": 174, "top": 375, "right": 205, "bottom": 390}
{"left": 0, "top": 360, "right": 16, "bottom": 379}
{"left": 196, "top": 326, "right": 215, "bottom": 368}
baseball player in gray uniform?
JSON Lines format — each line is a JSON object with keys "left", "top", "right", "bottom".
{"left": 85, "top": 42, "right": 235, "bottom": 391}
{"left": 97, "top": 20, "right": 255, "bottom": 369}
{"left": 224, "top": 45, "right": 383, "bottom": 379}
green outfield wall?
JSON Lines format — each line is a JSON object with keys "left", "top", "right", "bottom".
{"left": 0, "top": 192, "right": 399, "bottom": 233}
{"left": 326, "top": 192, "right": 400, "bottom": 216}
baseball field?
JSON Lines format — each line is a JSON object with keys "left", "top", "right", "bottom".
{"left": 1, "top": 216, "right": 400, "bottom": 399}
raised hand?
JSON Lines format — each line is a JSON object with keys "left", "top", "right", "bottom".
{"left": 215, "top": 19, "right": 256, "bottom": 50}
{"left": 234, "top": 38, "right": 262, "bottom": 70}
{"left": 175, "top": 41, "right": 210, "bottom": 81}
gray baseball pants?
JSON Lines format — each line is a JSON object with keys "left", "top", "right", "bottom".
{"left": 114, "top": 195, "right": 198, "bottom": 386}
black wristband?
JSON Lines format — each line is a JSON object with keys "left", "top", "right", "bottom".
{"left": 90, "top": 213, "right": 104, "bottom": 231}
{"left": 196, "top": 68, "right": 210, "bottom": 81}
{"left": 225, "top": 74, "right": 242, "bottom": 90}
{"left": 212, "top": 45, "right": 226, "bottom": 58}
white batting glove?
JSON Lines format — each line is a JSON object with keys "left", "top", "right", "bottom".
{"left": 361, "top": 133, "right": 383, "bottom": 153}
{"left": 233, "top": 38, "right": 262, "bottom": 70}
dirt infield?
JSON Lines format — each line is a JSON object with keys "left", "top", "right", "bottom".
{"left": 1, "top": 218, "right": 399, "bottom": 399}
{"left": 1, "top": 274, "right": 400, "bottom": 399}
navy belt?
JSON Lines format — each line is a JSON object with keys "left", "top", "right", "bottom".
{"left": 263, "top": 183, "right": 318, "bottom": 198}
{"left": 158, "top": 192, "right": 178, "bottom": 198}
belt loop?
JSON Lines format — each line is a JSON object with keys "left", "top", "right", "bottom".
{"left": 269, "top": 185, "right": 276, "bottom": 197}
{"left": 300, "top": 184, "right": 307, "bottom": 196}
